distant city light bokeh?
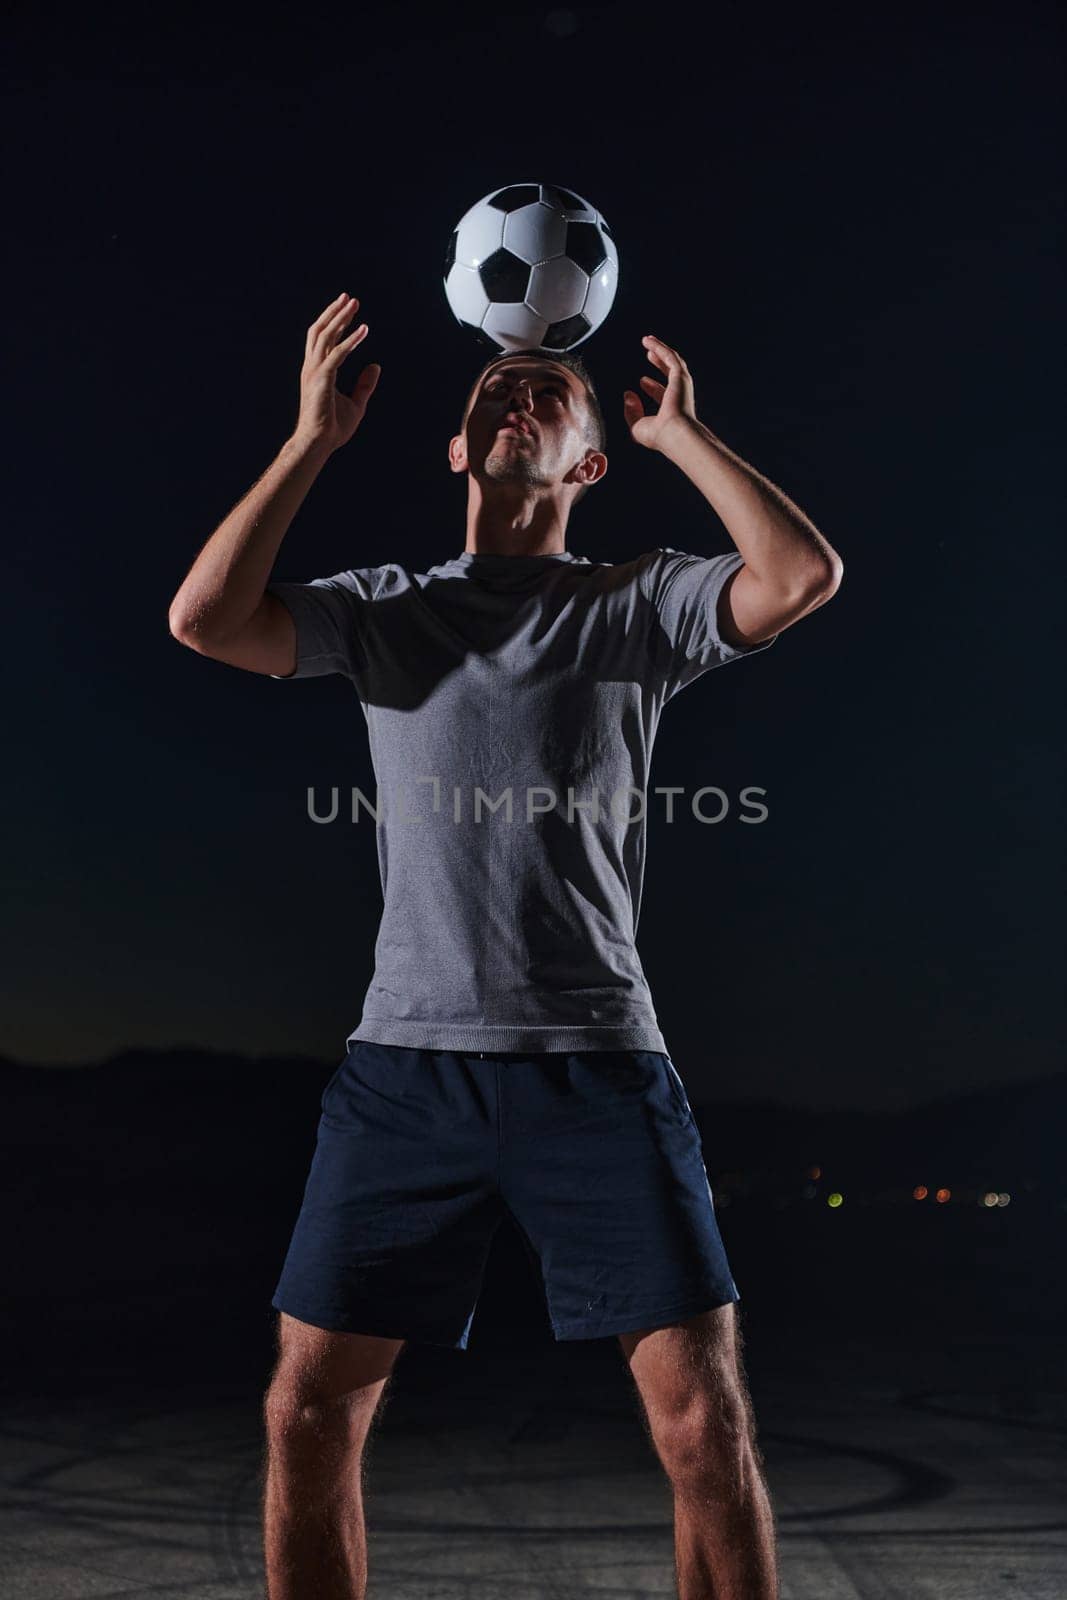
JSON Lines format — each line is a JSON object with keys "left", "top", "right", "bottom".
{"left": 708, "top": 1167, "right": 1027, "bottom": 1212}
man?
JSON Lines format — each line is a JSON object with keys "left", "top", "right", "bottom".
{"left": 169, "top": 290, "right": 843, "bottom": 1599}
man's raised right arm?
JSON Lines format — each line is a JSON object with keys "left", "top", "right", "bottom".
{"left": 167, "top": 291, "right": 380, "bottom": 677}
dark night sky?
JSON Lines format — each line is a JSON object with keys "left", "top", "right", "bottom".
{"left": 4, "top": 1, "right": 1063, "bottom": 1109}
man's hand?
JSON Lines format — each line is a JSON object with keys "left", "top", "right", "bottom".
{"left": 291, "top": 292, "right": 381, "bottom": 456}
{"left": 623, "top": 333, "right": 698, "bottom": 451}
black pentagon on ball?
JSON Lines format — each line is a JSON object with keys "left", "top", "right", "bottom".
{"left": 565, "top": 220, "right": 607, "bottom": 275}
{"left": 479, "top": 248, "right": 533, "bottom": 303}
{"left": 488, "top": 184, "right": 541, "bottom": 213}
{"left": 540, "top": 182, "right": 588, "bottom": 213}
{"left": 443, "top": 228, "right": 457, "bottom": 277}
{"left": 542, "top": 313, "right": 591, "bottom": 351}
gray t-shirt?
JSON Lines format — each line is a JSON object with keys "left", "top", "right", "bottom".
{"left": 267, "top": 547, "right": 776, "bottom": 1053}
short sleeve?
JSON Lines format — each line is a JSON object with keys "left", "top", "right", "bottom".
{"left": 265, "top": 567, "right": 382, "bottom": 680}
{"left": 640, "top": 548, "right": 778, "bottom": 701}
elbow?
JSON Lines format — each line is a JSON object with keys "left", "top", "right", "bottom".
{"left": 798, "top": 554, "right": 843, "bottom": 608}
{"left": 169, "top": 601, "right": 213, "bottom": 652}
{"left": 768, "top": 557, "right": 841, "bottom": 628}
{"left": 817, "top": 554, "right": 844, "bottom": 599}
{"left": 168, "top": 602, "right": 195, "bottom": 646}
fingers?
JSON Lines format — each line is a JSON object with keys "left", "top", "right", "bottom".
{"left": 627, "top": 336, "right": 693, "bottom": 442}
{"left": 318, "top": 304, "right": 362, "bottom": 360}
{"left": 310, "top": 291, "right": 357, "bottom": 333}
{"left": 351, "top": 364, "right": 381, "bottom": 400}
{"left": 642, "top": 333, "right": 686, "bottom": 374}
{"left": 325, "top": 321, "right": 370, "bottom": 369}
{"left": 317, "top": 291, "right": 350, "bottom": 320}
{"left": 306, "top": 293, "right": 362, "bottom": 360}
{"left": 626, "top": 376, "right": 665, "bottom": 416}
{"left": 624, "top": 369, "right": 665, "bottom": 417}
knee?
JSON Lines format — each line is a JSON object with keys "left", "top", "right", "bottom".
{"left": 658, "top": 1384, "right": 755, "bottom": 1498}
{"left": 263, "top": 1377, "right": 375, "bottom": 1452}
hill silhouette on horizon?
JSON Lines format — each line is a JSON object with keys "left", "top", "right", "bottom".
{"left": 2, "top": 1045, "right": 1061, "bottom": 1195}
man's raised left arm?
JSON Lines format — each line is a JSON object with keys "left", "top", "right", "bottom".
{"left": 623, "top": 333, "right": 844, "bottom": 647}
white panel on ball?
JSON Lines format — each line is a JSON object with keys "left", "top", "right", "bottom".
{"left": 527, "top": 257, "right": 591, "bottom": 323}
{"left": 481, "top": 301, "right": 548, "bottom": 352}
{"left": 502, "top": 203, "right": 568, "bottom": 266}
{"left": 444, "top": 263, "right": 490, "bottom": 326}
{"left": 579, "top": 248, "right": 619, "bottom": 329}
{"left": 454, "top": 206, "right": 505, "bottom": 268}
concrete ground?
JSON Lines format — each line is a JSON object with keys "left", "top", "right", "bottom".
{"left": 2, "top": 1115, "right": 1063, "bottom": 1598}
{"left": 0, "top": 1312, "right": 1063, "bottom": 1598}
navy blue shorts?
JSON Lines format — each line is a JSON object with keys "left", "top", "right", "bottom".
{"left": 271, "top": 1041, "right": 740, "bottom": 1350}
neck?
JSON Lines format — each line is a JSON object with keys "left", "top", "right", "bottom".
{"left": 463, "top": 489, "right": 570, "bottom": 557}
{"left": 463, "top": 539, "right": 567, "bottom": 557}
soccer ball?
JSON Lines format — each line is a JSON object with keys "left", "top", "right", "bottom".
{"left": 443, "top": 181, "right": 618, "bottom": 354}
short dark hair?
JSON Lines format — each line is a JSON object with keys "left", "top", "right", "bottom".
{"left": 460, "top": 347, "right": 606, "bottom": 508}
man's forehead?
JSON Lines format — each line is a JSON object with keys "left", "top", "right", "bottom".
{"left": 478, "top": 357, "right": 580, "bottom": 391}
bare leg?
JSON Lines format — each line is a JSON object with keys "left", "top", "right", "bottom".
{"left": 262, "top": 1311, "right": 405, "bottom": 1600}
{"left": 619, "top": 1303, "right": 779, "bottom": 1599}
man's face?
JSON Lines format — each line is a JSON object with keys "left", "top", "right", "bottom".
{"left": 461, "top": 358, "right": 596, "bottom": 491}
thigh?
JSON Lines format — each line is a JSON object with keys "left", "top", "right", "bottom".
{"left": 501, "top": 1050, "right": 740, "bottom": 1342}
{"left": 619, "top": 1301, "right": 741, "bottom": 1397}
{"left": 272, "top": 1043, "right": 504, "bottom": 1350}
{"left": 618, "top": 1302, "right": 759, "bottom": 1458}
{"left": 271, "top": 1309, "right": 404, "bottom": 1404}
